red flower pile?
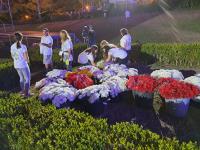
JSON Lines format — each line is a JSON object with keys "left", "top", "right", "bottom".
{"left": 126, "top": 75, "right": 158, "bottom": 94}
{"left": 158, "top": 79, "right": 200, "bottom": 99}
{"left": 66, "top": 72, "right": 94, "bottom": 89}
{"left": 157, "top": 78, "right": 175, "bottom": 87}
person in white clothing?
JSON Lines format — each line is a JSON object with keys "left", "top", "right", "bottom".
{"left": 10, "top": 32, "right": 31, "bottom": 98}
{"left": 81, "top": 45, "right": 98, "bottom": 66}
{"left": 120, "top": 28, "right": 132, "bottom": 64}
{"left": 34, "top": 28, "right": 53, "bottom": 71}
{"left": 120, "top": 28, "right": 132, "bottom": 51}
{"left": 59, "top": 30, "right": 73, "bottom": 71}
{"left": 103, "top": 45, "right": 128, "bottom": 65}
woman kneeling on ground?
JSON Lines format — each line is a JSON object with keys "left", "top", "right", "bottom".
{"left": 79, "top": 45, "right": 98, "bottom": 66}
{"left": 103, "top": 45, "right": 128, "bottom": 65}
{"left": 11, "top": 32, "right": 31, "bottom": 97}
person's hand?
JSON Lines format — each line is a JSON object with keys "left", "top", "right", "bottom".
{"left": 32, "top": 43, "right": 40, "bottom": 47}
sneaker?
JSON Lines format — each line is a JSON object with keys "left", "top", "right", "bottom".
{"left": 19, "top": 91, "right": 25, "bottom": 96}
{"left": 24, "top": 92, "right": 34, "bottom": 98}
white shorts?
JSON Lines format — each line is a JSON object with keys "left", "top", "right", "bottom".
{"left": 43, "top": 55, "right": 52, "bottom": 65}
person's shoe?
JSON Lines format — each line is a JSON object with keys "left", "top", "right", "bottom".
{"left": 19, "top": 91, "right": 25, "bottom": 96}
{"left": 24, "top": 92, "right": 34, "bottom": 98}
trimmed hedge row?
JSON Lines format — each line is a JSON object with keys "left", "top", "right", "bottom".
{"left": 0, "top": 59, "right": 19, "bottom": 90}
{"left": 139, "top": 43, "right": 200, "bottom": 67}
{"left": 0, "top": 92, "right": 198, "bottom": 149}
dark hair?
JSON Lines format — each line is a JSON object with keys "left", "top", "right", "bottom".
{"left": 102, "top": 45, "right": 110, "bottom": 58}
{"left": 120, "top": 28, "right": 128, "bottom": 36}
{"left": 85, "top": 45, "right": 98, "bottom": 55}
{"left": 43, "top": 28, "right": 49, "bottom": 32}
{"left": 14, "top": 32, "right": 23, "bottom": 49}
{"left": 91, "top": 45, "right": 98, "bottom": 50}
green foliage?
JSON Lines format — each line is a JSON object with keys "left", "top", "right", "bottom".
{"left": 0, "top": 93, "right": 198, "bottom": 149}
{"left": 0, "top": 59, "right": 19, "bottom": 90}
{"left": 138, "top": 43, "right": 200, "bottom": 67}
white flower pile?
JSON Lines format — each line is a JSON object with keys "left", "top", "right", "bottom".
{"left": 35, "top": 78, "right": 67, "bottom": 89}
{"left": 97, "top": 64, "right": 138, "bottom": 82}
{"left": 151, "top": 69, "right": 184, "bottom": 80}
{"left": 39, "top": 81, "right": 77, "bottom": 108}
{"left": 35, "top": 70, "right": 77, "bottom": 108}
{"left": 46, "top": 69, "right": 67, "bottom": 78}
{"left": 78, "top": 65, "right": 100, "bottom": 74}
{"left": 76, "top": 76, "right": 127, "bottom": 104}
{"left": 184, "top": 75, "right": 200, "bottom": 101}
{"left": 35, "top": 65, "right": 137, "bottom": 106}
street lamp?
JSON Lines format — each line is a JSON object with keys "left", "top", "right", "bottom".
{"left": 7, "top": 0, "right": 14, "bottom": 29}
{"left": 35, "top": 0, "right": 41, "bottom": 21}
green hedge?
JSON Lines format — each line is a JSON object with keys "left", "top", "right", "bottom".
{"left": 138, "top": 43, "right": 200, "bottom": 67}
{"left": 0, "top": 59, "right": 19, "bottom": 90}
{"left": 0, "top": 92, "right": 198, "bottom": 149}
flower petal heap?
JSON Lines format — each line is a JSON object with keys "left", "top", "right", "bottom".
{"left": 98, "top": 64, "right": 138, "bottom": 82}
{"left": 77, "top": 76, "right": 127, "bottom": 104}
{"left": 65, "top": 72, "right": 94, "bottom": 89}
{"left": 151, "top": 69, "right": 184, "bottom": 80}
{"left": 184, "top": 75, "right": 200, "bottom": 101}
{"left": 158, "top": 79, "right": 200, "bottom": 99}
{"left": 38, "top": 79, "right": 77, "bottom": 107}
{"left": 46, "top": 69, "right": 67, "bottom": 78}
{"left": 127, "top": 75, "right": 158, "bottom": 94}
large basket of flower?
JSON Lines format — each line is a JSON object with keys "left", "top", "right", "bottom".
{"left": 158, "top": 79, "right": 200, "bottom": 117}
{"left": 184, "top": 75, "right": 200, "bottom": 103}
{"left": 127, "top": 75, "right": 158, "bottom": 108}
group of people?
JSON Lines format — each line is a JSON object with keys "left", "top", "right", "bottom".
{"left": 10, "top": 27, "right": 132, "bottom": 98}
{"left": 82, "top": 25, "right": 96, "bottom": 47}
{"left": 80, "top": 28, "right": 132, "bottom": 66}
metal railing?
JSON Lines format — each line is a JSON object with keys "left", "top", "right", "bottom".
{"left": 0, "top": 32, "right": 80, "bottom": 50}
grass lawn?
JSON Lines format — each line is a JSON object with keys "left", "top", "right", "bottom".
{"left": 112, "top": 10, "right": 200, "bottom": 43}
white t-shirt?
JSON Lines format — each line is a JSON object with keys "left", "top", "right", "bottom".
{"left": 86, "top": 52, "right": 94, "bottom": 63}
{"left": 120, "top": 34, "right": 132, "bottom": 51}
{"left": 108, "top": 48, "right": 127, "bottom": 59}
{"left": 61, "top": 39, "right": 73, "bottom": 61}
{"left": 40, "top": 35, "right": 53, "bottom": 55}
{"left": 11, "top": 43, "right": 28, "bottom": 69}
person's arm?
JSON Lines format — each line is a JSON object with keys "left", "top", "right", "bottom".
{"left": 105, "top": 54, "right": 112, "bottom": 62}
{"left": 23, "top": 51, "right": 30, "bottom": 63}
{"left": 88, "top": 53, "right": 96, "bottom": 66}
{"left": 40, "top": 42, "right": 52, "bottom": 48}
{"left": 10, "top": 51, "right": 14, "bottom": 60}
{"left": 23, "top": 46, "right": 29, "bottom": 63}
{"left": 90, "top": 60, "right": 96, "bottom": 66}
